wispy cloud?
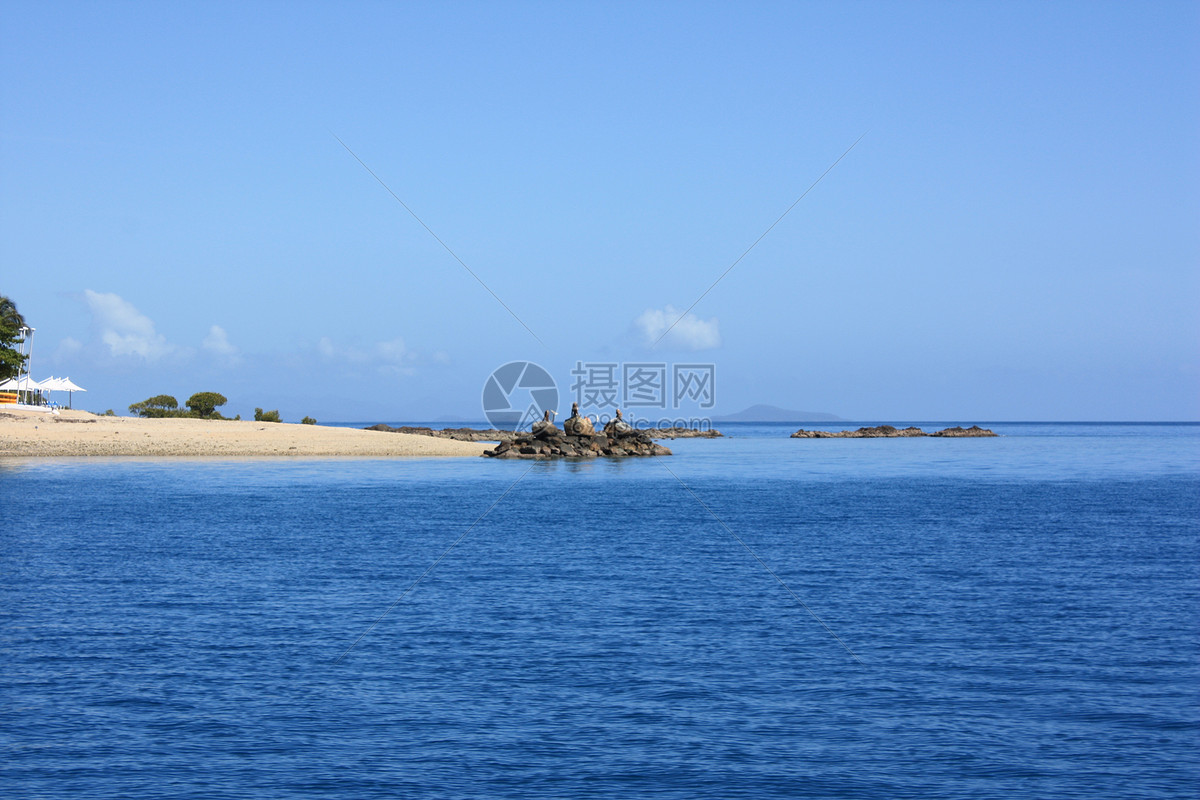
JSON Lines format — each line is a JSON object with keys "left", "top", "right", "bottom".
{"left": 375, "top": 338, "right": 410, "bottom": 364}
{"left": 316, "top": 336, "right": 421, "bottom": 375}
{"left": 635, "top": 305, "right": 721, "bottom": 351}
{"left": 83, "top": 290, "right": 174, "bottom": 360}
{"left": 202, "top": 325, "right": 241, "bottom": 365}
{"left": 52, "top": 336, "right": 84, "bottom": 363}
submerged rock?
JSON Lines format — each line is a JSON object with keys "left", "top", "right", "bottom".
{"left": 928, "top": 425, "right": 998, "bottom": 437}
{"left": 646, "top": 427, "right": 723, "bottom": 439}
{"left": 791, "top": 425, "right": 996, "bottom": 438}
{"left": 364, "top": 424, "right": 514, "bottom": 442}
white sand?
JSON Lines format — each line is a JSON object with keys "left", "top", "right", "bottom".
{"left": 0, "top": 408, "right": 488, "bottom": 458}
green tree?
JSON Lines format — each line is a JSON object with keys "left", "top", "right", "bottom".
{"left": 128, "top": 395, "right": 180, "bottom": 418}
{"left": 186, "top": 391, "right": 228, "bottom": 419}
{"left": 0, "top": 295, "right": 28, "bottom": 381}
{"left": 254, "top": 407, "right": 282, "bottom": 423}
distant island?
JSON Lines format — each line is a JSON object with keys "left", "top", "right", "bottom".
{"left": 711, "top": 404, "right": 845, "bottom": 423}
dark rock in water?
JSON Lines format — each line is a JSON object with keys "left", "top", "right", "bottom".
{"left": 604, "top": 409, "right": 720, "bottom": 440}
{"left": 646, "top": 427, "right": 723, "bottom": 439}
{"left": 364, "top": 424, "right": 515, "bottom": 442}
{"left": 790, "top": 425, "right": 925, "bottom": 438}
{"left": 531, "top": 419, "right": 560, "bottom": 438}
{"left": 483, "top": 427, "right": 671, "bottom": 459}
{"left": 791, "top": 425, "right": 997, "bottom": 439}
{"left": 928, "top": 425, "right": 997, "bottom": 437}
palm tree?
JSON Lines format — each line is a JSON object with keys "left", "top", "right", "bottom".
{"left": 0, "top": 294, "right": 28, "bottom": 381}
{"left": 0, "top": 295, "right": 25, "bottom": 332}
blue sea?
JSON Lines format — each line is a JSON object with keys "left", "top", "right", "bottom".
{"left": 2, "top": 422, "right": 1198, "bottom": 799}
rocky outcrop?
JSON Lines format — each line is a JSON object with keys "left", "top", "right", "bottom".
{"left": 600, "top": 408, "right": 721, "bottom": 439}
{"left": 646, "top": 427, "right": 723, "bottom": 439}
{"left": 928, "top": 425, "right": 998, "bottom": 437}
{"left": 364, "top": 424, "right": 514, "bottom": 442}
{"left": 562, "top": 402, "right": 596, "bottom": 436}
{"left": 531, "top": 421, "right": 559, "bottom": 438}
{"left": 791, "top": 424, "right": 996, "bottom": 438}
{"left": 483, "top": 422, "right": 671, "bottom": 459}
{"left": 363, "top": 412, "right": 722, "bottom": 450}
{"left": 791, "top": 424, "right": 998, "bottom": 439}
{"left": 791, "top": 425, "right": 924, "bottom": 438}
{"left": 603, "top": 409, "right": 633, "bottom": 438}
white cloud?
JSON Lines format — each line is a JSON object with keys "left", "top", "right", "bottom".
{"left": 316, "top": 336, "right": 420, "bottom": 374}
{"left": 202, "top": 325, "right": 241, "bottom": 366}
{"left": 634, "top": 305, "right": 721, "bottom": 350}
{"left": 53, "top": 336, "right": 84, "bottom": 362}
{"left": 375, "top": 338, "right": 411, "bottom": 364}
{"left": 375, "top": 338, "right": 417, "bottom": 375}
{"left": 83, "top": 290, "right": 174, "bottom": 360}
{"left": 202, "top": 325, "right": 236, "bottom": 356}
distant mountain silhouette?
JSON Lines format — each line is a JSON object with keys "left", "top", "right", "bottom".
{"left": 711, "top": 404, "right": 845, "bottom": 422}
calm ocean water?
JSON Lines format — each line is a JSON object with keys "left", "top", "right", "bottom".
{"left": 2, "top": 422, "right": 1198, "bottom": 799}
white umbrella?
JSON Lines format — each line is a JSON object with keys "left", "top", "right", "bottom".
{"left": 0, "top": 376, "right": 45, "bottom": 406}
{"left": 33, "top": 376, "right": 85, "bottom": 408}
{"left": 0, "top": 376, "right": 43, "bottom": 392}
{"left": 54, "top": 377, "right": 86, "bottom": 408}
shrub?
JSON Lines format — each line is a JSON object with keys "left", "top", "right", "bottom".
{"left": 102, "top": 409, "right": 115, "bottom": 416}
{"left": 186, "top": 392, "right": 227, "bottom": 419}
{"left": 301, "top": 416, "right": 316, "bottom": 425}
{"left": 254, "top": 407, "right": 282, "bottom": 423}
{"left": 128, "top": 395, "right": 180, "bottom": 418}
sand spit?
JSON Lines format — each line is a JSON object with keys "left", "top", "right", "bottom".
{"left": 0, "top": 408, "right": 487, "bottom": 458}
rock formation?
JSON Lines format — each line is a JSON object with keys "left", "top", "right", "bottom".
{"left": 367, "top": 420, "right": 722, "bottom": 442}
{"left": 364, "top": 424, "right": 514, "bottom": 442}
{"left": 791, "top": 425, "right": 997, "bottom": 438}
{"left": 366, "top": 407, "right": 718, "bottom": 456}
{"left": 603, "top": 408, "right": 632, "bottom": 437}
{"left": 531, "top": 409, "right": 559, "bottom": 438}
{"left": 646, "top": 427, "right": 723, "bottom": 439}
{"left": 927, "top": 425, "right": 998, "bottom": 437}
{"left": 562, "top": 402, "right": 596, "bottom": 436}
{"left": 484, "top": 409, "right": 671, "bottom": 459}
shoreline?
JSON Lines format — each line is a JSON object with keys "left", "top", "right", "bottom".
{"left": 0, "top": 408, "right": 488, "bottom": 458}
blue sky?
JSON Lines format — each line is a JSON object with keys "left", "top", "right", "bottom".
{"left": 2, "top": 1, "right": 1197, "bottom": 421}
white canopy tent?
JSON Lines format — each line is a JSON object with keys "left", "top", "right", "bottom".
{"left": 0, "top": 376, "right": 45, "bottom": 407}
{"left": 0, "top": 376, "right": 87, "bottom": 408}
{"left": 40, "top": 376, "right": 87, "bottom": 408}
{"left": 0, "top": 376, "right": 42, "bottom": 391}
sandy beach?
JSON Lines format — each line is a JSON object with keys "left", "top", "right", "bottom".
{"left": 0, "top": 408, "right": 489, "bottom": 458}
